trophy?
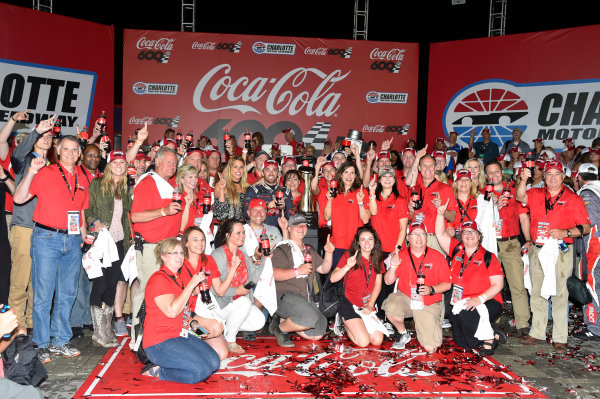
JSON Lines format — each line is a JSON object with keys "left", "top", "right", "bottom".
{"left": 298, "top": 159, "right": 318, "bottom": 228}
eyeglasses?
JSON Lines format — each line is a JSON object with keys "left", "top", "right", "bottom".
{"left": 166, "top": 251, "right": 185, "bottom": 256}
{"left": 461, "top": 230, "right": 478, "bottom": 236}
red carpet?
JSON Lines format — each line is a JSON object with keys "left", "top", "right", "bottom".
{"left": 74, "top": 336, "right": 545, "bottom": 398}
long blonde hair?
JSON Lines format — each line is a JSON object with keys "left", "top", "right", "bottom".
{"left": 465, "top": 158, "right": 486, "bottom": 189}
{"left": 176, "top": 164, "right": 199, "bottom": 193}
{"left": 100, "top": 164, "right": 128, "bottom": 200}
{"left": 223, "top": 156, "right": 248, "bottom": 207}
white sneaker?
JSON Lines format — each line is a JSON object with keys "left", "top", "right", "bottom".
{"left": 392, "top": 331, "right": 411, "bottom": 350}
{"left": 333, "top": 313, "right": 345, "bottom": 336}
{"left": 383, "top": 322, "right": 395, "bottom": 336}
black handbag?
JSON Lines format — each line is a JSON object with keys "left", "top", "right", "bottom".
{"left": 568, "top": 237, "right": 593, "bottom": 306}
{"left": 314, "top": 274, "right": 347, "bottom": 319}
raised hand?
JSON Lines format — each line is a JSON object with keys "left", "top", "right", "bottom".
{"left": 356, "top": 187, "right": 365, "bottom": 202}
{"left": 368, "top": 175, "right": 377, "bottom": 193}
{"left": 381, "top": 137, "right": 393, "bottom": 151}
{"left": 324, "top": 234, "right": 335, "bottom": 253}
{"left": 137, "top": 122, "right": 149, "bottom": 144}
{"left": 11, "top": 110, "right": 30, "bottom": 122}
{"left": 416, "top": 144, "right": 428, "bottom": 159}
{"left": 366, "top": 149, "right": 376, "bottom": 163}
{"left": 30, "top": 156, "right": 46, "bottom": 172}
{"left": 278, "top": 216, "right": 289, "bottom": 231}
{"left": 437, "top": 198, "right": 449, "bottom": 215}
{"left": 347, "top": 250, "right": 359, "bottom": 269}
{"left": 36, "top": 114, "right": 57, "bottom": 134}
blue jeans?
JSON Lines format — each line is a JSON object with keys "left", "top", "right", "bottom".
{"left": 69, "top": 263, "right": 92, "bottom": 327}
{"left": 30, "top": 227, "right": 82, "bottom": 348}
{"left": 145, "top": 334, "right": 220, "bottom": 384}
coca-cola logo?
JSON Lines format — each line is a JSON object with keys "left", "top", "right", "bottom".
{"left": 192, "top": 41, "right": 216, "bottom": 50}
{"left": 192, "top": 64, "right": 350, "bottom": 117}
{"left": 362, "top": 124, "right": 385, "bottom": 133}
{"left": 129, "top": 116, "right": 154, "bottom": 125}
{"left": 137, "top": 37, "right": 175, "bottom": 51}
{"left": 370, "top": 48, "right": 405, "bottom": 61}
{"left": 303, "top": 47, "right": 353, "bottom": 58}
{"left": 305, "top": 47, "right": 327, "bottom": 56}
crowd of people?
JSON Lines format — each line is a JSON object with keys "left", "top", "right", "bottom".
{"left": 1, "top": 111, "right": 599, "bottom": 389}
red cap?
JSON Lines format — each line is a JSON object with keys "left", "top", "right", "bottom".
{"left": 163, "top": 139, "right": 176, "bottom": 147}
{"left": 272, "top": 143, "right": 280, "bottom": 150}
{"left": 449, "top": 131, "right": 458, "bottom": 137}
{"left": 533, "top": 138, "right": 544, "bottom": 143}
{"left": 263, "top": 159, "right": 280, "bottom": 170}
{"left": 403, "top": 148, "right": 416, "bottom": 155}
{"left": 510, "top": 147, "right": 520, "bottom": 153}
{"left": 566, "top": 144, "right": 575, "bottom": 151}
{"left": 377, "top": 150, "right": 391, "bottom": 160}
{"left": 461, "top": 220, "right": 479, "bottom": 232}
{"left": 297, "top": 142, "right": 305, "bottom": 148}
{"left": 544, "top": 160, "right": 564, "bottom": 173}
{"left": 591, "top": 147, "right": 600, "bottom": 155}
{"left": 432, "top": 151, "right": 446, "bottom": 159}
{"left": 535, "top": 160, "right": 546, "bottom": 169}
{"left": 282, "top": 156, "right": 297, "bottom": 165}
{"left": 455, "top": 169, "right": 472, "bottom": 180}
{"left": 248, "top": 198, "right": 267, "bottom": 210}
{"left": 108, "top": 151, "right": 126, "bottom": 162}
{"left": 135, "top": 152, "right": 146, "bottom": 161}
{"left": 435, "top": 137, "right": 445, "bottom": 143}
{"left": 321, "top": 161, "right": 336, "bottom": 171}
{"left": 408, "top": 222, "right": 427, "bottom": 234}
{"left": 206, "top": 149, "right": 221, "bottom": 158}
{"left": 282, "top": 128, "right": 295, "bottom": 136}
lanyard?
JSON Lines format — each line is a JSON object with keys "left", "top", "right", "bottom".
{"left": 408, "top": 247, "right": 428, "bottom": 277}
{"left": 161, "top": 269, "right": 184, "bottom": 290}
{"left": 360, "top": 257, "right": 373, "bottom": 294}
{"left": 57, "top": 163, "right": 78, "bottom": 206}
{"left": 457, "top": 245, "right": 480, "bottom": 280}
{"left": 457, "top": 197, "right": 474, "bottom": 223}
{"left": 545, "top": 186, "right": 565, "bottom": 214}
{"left": 79, "top": 165, "right": 95, "bottom": 185}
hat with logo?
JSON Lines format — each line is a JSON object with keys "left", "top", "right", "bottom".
{"left": 449, "top": 131, "right": 458, "bottom": 137}
{"left": 289, "top": 214, "right": 308, "bottom": 226}
{"left": 248, "top": 198, "right": 267, "bottom": 210}
{"left": 282, "top": 156, "right": 297, "bottom": 165}
{"left": 544, "top": 160, "right": 564, "bottom": 173}
{"left": 163, "top": 138, "right": 176, "bottom": 147}
{"left": 282, "top": 128, "right": 295, "bottom": 136}
{"left": 378, "top": 166, "right": 395, "bottom": 178}
{"left": 533, "top": 138, "right": 544, "bottom": 143}
{"left": 408, "top": 221, "right": 427, "bottom": 234}
{"left": 435, "top": 137, "right": 445, "bottom": 143}
{"left": 496, "top": 154, "right": 510, "bottom": 162}
{"left": 539, "top": 149, "right": 556, "bottom": 160}
{"left": 402, "top": 147, "right": 416, "bottom": 155}
{"left": 461, "top": 220, "right": 480, "bottom": 233}
{"left": 432, "top": 151, "right": 446, "bottom": 159}
{"left": 455, "top": 169, "right": 471, "bottom": 180}
{"left": 263, "top": 159, "right": 280, "bottom": 170}
{"left": 271, "top": 143, "right": 280, "bottom": 151}
{"left": 377, "top": 150, "right": 391, "bottom": 160}
{"left": 578, "top": 163, "right": 599, "bottom": 175}
{"left": 535, "top": 159, "right": 546, "bottom": 169}
{"left": 108, "top": 151, "right": 126, "bottom": 163}
{"left": 321, "top": 161, "right": 336, "bottom": 171}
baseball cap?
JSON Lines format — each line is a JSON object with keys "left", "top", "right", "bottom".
{"left": 432, "top": 151, "right": 446, "bottom": 159}
{"left": 378, "top": 166, "right": 395, "bottom": 178}
{"left": 282, "top": 156, "right": 297, "bottom": 165}
{"left": 108, "top": 151, "right": 126, "bottom": 163}
{"left": 289, "top": 214, "right": 307, "bottom": 226}
{"left": 449, "top": 131, "right": 458, "bottom": 137}
{"left": 282, "top": 128, "right": 295, "bottom": 136}
{"left": 539, "top": 149, "right": 556, "bottom": 160}
{"left": 578, "top": 163, "right": 599, "bottom": 175}
{"left": 248, "top": 198, "right": 267, "bottom": 210}
{"left": 435, "top": 137, "right": 445, "bottom": 143}
{"left": 533, "top": 138, "right": 544, "bottom": 143}
{"left": 263, "top": 159, "right": 279, "bottom": 170}
{"left": 163, "top": 138, "right": 176, "bottom": 147}
{"left": 377, "top": 150, "right": 391, "bottom": 160}
{"left": 455, "top": 169, "right": 471, "bottom": 180}
{"left": 271, "top": 143, "right": 280, "bottom": 150}
{"left": 535, "top": 160, "right": 546, "bottom": 169}
{"left": 512, "top": 127, "right": 523, "bottom": 134}
{"left": 321, "top": 161, "right": 336, "bottom": 171}
{"left": 135, "top": 152, "right": 146, "bottom": 161}
{"left": 402, "top": 148, "right": 416, "bottom": 155}
{"left": 461, "top": 220, "right": 479, "bottom": 232}
{"left": 544, "top": 160, "right": 564, "bottom": 173}
{"left": 408, "top": 222, "right": 427, "bottom": 235}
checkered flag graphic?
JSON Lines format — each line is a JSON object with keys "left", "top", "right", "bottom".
{"left": 392, "top": 61, "right": 401, "bottom": 73}
{"left": 169, "top": 116, "right": 180, "bottom": 128}
{"left": 302, "top": 122, "right": 331, "bottom": 150}
{"left": 343, "top": 47, "right": 353, "bottom": 58}
{"left": 232, "top": 41, "right": 242, "bottom": 53}
{"left": 160, "top": 51, "right": 171, "bottom": 63}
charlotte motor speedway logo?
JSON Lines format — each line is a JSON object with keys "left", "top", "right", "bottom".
{"left": 132, "top": 82, "right": 178, "bottom": 95}
{"left": 366, "top": 91, "right": 408, "bottom": 104}
{"left": 252, "top": 41, "right": 296, "bottom": 55}
{"left": 443, "top": 79, "right": 600, "bottom": 149}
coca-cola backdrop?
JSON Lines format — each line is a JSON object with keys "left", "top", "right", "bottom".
{"left": 0, "top": 3, "right": 114, "bottom": 136}
{"left": 123, "top": 30, "right": 419, "bottom": 152}
{"left": 426, "top": 25, "right": 600, "bottom": 151}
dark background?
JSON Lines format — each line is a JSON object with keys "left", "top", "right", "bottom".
{"left": 2, "top": 0, "right": 599, "bottom": 140}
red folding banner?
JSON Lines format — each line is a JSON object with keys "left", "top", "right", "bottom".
{"left": 0, "top": 3, "right": 114, "bottom": 136}
{"left": 426, "top": 24, "right": 600, "bottom": 151}
{"left": 122, "top": 30, "right": 419, "bottom": 152}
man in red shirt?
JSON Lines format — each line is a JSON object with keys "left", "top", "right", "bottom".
{"left": 516, "top": 160, "right": 591, "bottom": 353}
{"left": 224, "top": 134, "right": 243, "bottom": 162}
{"left": 130, "top": 146, "right": 182, "bottom": 348}
{"left": 13, "top": 135, "right": 89, "bottom": 362}
{"left": 485, "top": 160, "right": 531, "bottom": 337}
{"left": 383, "top": 222, "right": 451, "bottom": 352}
{"left": 283, "top": 128, "right": 298, "bottom": 155}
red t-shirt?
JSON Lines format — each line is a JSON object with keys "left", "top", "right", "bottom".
{"left": 494, "top": 183, "right": 527, "bottom": 238}
{"left": 337, "top": 252, "right": 383, "bottom": 307}
{"left": 316, "top": 189, "right": 328, "bottom": 227}
{"left": 247, "top": 170, "right": 260, "bottom": 185}
{"left": 132, "top": 174, "right": 181, "bottom": 243}
{"left": 448, "top": 238, "right": 504, "bottom": 304}
{"left": 412, "top": 179, "right": 458, "bottom": 233}
{"left": 143, "top": 266, "right": 186, "bottom": 348}
{"left": 394, "top": 247, "right": 450, "bottom": 306}
{"left": 527, "top": 186, "right": 590, "bottom": 245}
{"left": 288, "top": 139, "right": 298, "bottom": 155}
{"left": 29, "top": 163, "right": 89, "bottom": 229}
{"left": 180, "top": 256, "right": 220, "bottom": 311}
{"left": 330, "top": 188, "right": 369, "bottom": 249}
{"left": 1, "top": 149, "right": 14, "bottom": 213}
{"left": 451, "top": 196, "right": 478, "bottom": 232}
{"left": 371, "top": 194, "right": 410, "bottom": 253}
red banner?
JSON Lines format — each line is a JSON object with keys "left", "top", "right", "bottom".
{"left": 0, "top": 3, "right": 114, "bottom": 137}
{"left": 426, "top": 25, "right": 600, "bottom": 151}
{"left": 123, "top": 30, "right": 419, "bottom": 152}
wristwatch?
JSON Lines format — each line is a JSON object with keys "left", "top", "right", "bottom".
{"left": 429, "top": 286, "right": 435, "bottom": 296}
{"left": 567, "top": 229, "right": 572, "bottom": 238}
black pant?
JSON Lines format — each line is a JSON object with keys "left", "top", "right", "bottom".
{"left": 0, "top": 238, "right": 10, "bottom": 305}
{"left": 375, "top": 251, "right": 393, "bottom": 320}
{"left": 448, "top": 298, "right": 503, "bottom": 349}
{"left": 90, "top": 241, "right": 124, "bottom": 308}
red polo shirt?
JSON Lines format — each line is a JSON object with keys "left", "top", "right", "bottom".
{"left": 394, "top": 247, "right": 450, "bottom": 306}
{"left": 412, "top": 179, "right": 458, "bottom": 232}
{"left": 451, "top": 196, "right": 478, "bottom": 231}
{"left": 371, "top": 194, "right": 410, "bottom": 253}
{"left": 448, "top": 238, "right": 504, "bottom": 304}
{"left": 330, "top": 188, "right": 369, "bottom": 249}
{"left": 494, "top": 183, "right": 527, "bottom": 238}
{"left": 337, "top": 252, "right": 383, "bottom": 307}
{"left": 143, "top": 266, "right": 186, "bottom": 348}
{"left": 132, "top": 174, "right": 181, "bottom": 243}
{"left": 29, "top": 163, "right": 89, "bottom": 229}
{"left": 527, "top": 185, "right": 590, "bottom": 245}
{"left": 181, "top": 256, "right": 220, "bottom": 312}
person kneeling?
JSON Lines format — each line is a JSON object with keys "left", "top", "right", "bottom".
{"left": 141, "top": 238, "right": 220, "bottom": 383}
{"left": 382, "top": 222, "right": 451, "bottom": 353}
{"left": 271, "top": 214, "right": 335, "bottom": 347}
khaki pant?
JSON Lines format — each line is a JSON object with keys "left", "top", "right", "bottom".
{"left": 129, "top": 244, "right": 159, "bottom": 349}
{"left": 498, "top": 238, "right": 530, "bottom": 329}
{"left": 8, "top": 226, "right": 33, "bottom": 328}
{"left": 528, "top": 244, "right": 572, "bottom": 344}
{"left": 382, "top": 291, "right": 443, "bottom": 350}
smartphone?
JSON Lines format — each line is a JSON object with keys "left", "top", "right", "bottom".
{"left": 243, "top": 281, "right": 256, "bottom": 290}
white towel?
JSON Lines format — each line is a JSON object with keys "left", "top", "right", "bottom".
{"left": 198, "top": 211, "right": 215, "bottom": 255}
{"left": 523, "top": 253, "right": 532, "bottom": 294}
{"left": 121, "top": 245, "right": 138, "bottom": 285}
{"left": 352, "top": 305, "right": 391, "bottom": 336}
{"left": 94, "top": 228, "right": 120, "bottom": 268}
{"left": 243, "top": 224, "right": 260, "bottom": 258}
{"left": 452, "top": 298, "right": 494, "bottom": 341}
{"left": 82, "top": 247, "right": 103, "bottom": 279}
{"left": 476, "top": 196, "right": 498, "bottom": 256}
{"left": 135, "top": 171, "right": 174, "bottom": 199}
{"left": 253, "top": 258, "right": 277, "bottom": 315}
{"left": 538, "top": 238, "right": 559, "bottom": 300}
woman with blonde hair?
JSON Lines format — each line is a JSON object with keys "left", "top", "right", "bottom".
{"left": 213, "top": 155, "right": 249, "bottom": 222}
{"left": 464, "top": 157, "right": 486, "bottom": 190}
{"left": 176, "top": 164, "right": 201, "bottom": 232}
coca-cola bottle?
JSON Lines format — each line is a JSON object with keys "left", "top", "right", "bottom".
{"left": 79, "top": 126, "right": 89, "bottom": 150}
{"left": 185, "top": 130, "right": 194, "bottom": 148}
{"left": 176, "top": 129, "right": 183, "bottom": 147}
{"left": 502, "top": 188, "right": 511, "bottom": 207}
{"left": 260, "top": 232, "right": 271, "bottom": 256}
{"left": 223, "top": 130, "right": 230, "bottom": 152}
{"left": 411, "top": 188, "right": 422, "bottom": 210}
{"left": 244, "top": 129, "right": 252, "bottom": 149}
{"left": 484, "top": 179, "right": 494, "bottom": 201}
{"left": 96, "top": 111, "right": 107, "bottom": 132}
{"left": 202, "top": 193, "right": 211, "bottom": 214}
{"left": 172, "top": 186, "right": 182, "bottom": 204}
{"left": 127, "top": 135, "right": 135, "bottom": 149}
{"left": 525, "top": 152, "right": 535, "bottom": 175}
{"left": 416, "top": 274, "right": 425, "bottom": 294}
{"left": 52, "top": 117, "right": 62, "bottom": 138}
{"left": 199, "top": 268, "right": 212, "bottom": 304}
{"left": 152, "top": 139, "right": 161, "bottom": 153}
{"left": 82, "top": 234, "right": 95, "bottom": 254}
{"left": 127, "top": 166, "right": 137, "bottom": 187}
{"left": 329, "top": 180, "right": 338, "bottom": 198}
{"left": 304, "top": 250, "right": 312, "bottom": 265}
{"left": 275, "top": 190, "right": 285, "bottom": 210}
